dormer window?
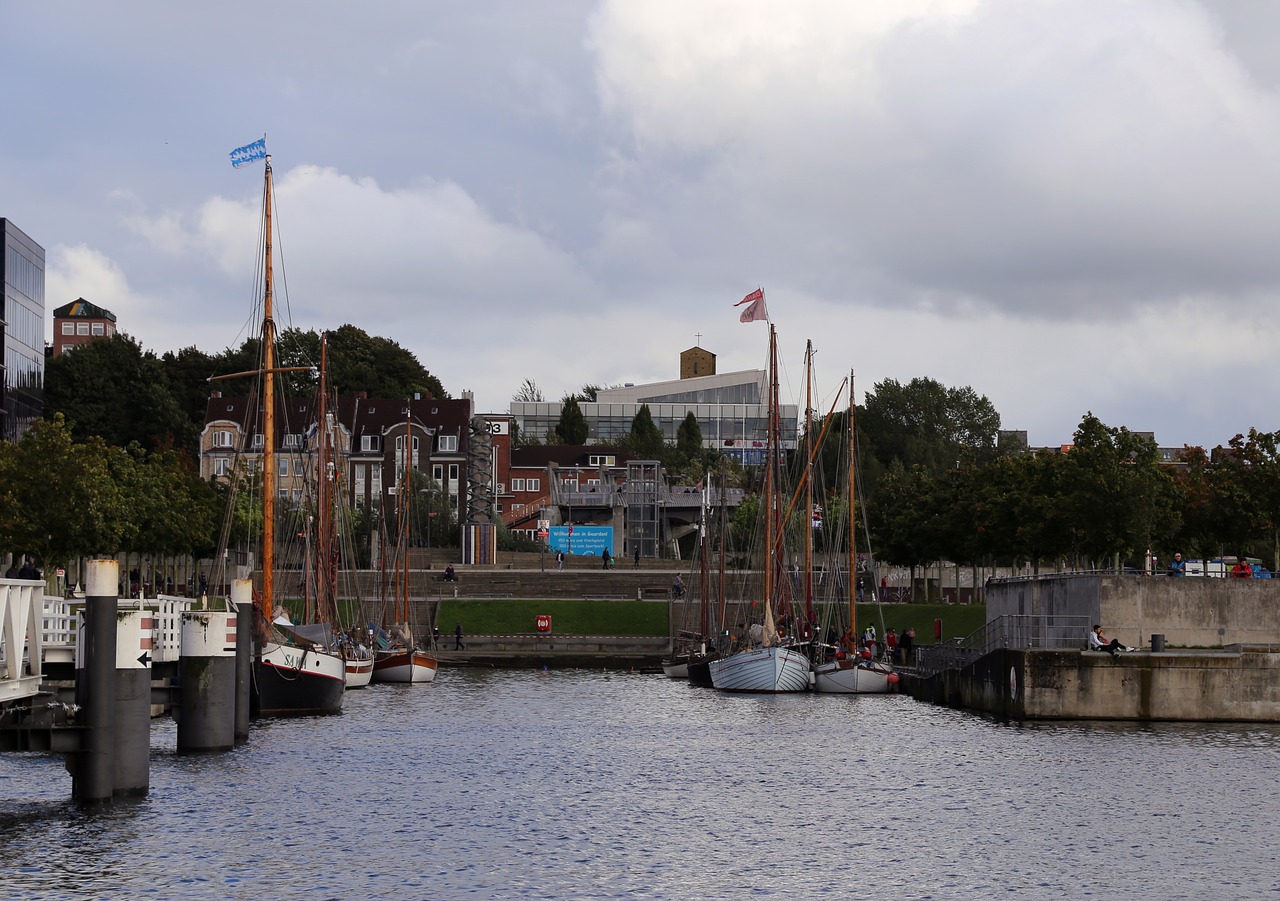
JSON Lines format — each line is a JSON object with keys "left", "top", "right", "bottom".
{"left": 438, "top": 435, "right": 458, "bottom": 453}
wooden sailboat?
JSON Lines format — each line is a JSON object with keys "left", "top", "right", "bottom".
{"left": 310, "top": 336, "right": 374, "bottom": 689}
{"left": 221, "top": 148, "right": 345, "bottom": 716}
{"left": 661, "top": 475, "right": 718, "bottom": 681}
{"left": 813, "top": 370, "right": 897, "bottom": 694}
{"left": 371, "top": 406, "right": 439, "bottom": 684}
{"left": 709, "top": 323, "right": 810, "bottom": 693}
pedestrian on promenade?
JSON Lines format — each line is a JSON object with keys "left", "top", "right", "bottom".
{"left": 454, "top": 623, "right": 465, "bottom": 650}
{"left": 634, "top": 546, "right": 641, "bottom": 569}
{"left": 557, "top": 551, "right": 564, "bottom": 572}
{"left": 602, "top": 548, "right": 612, "bottom": 570}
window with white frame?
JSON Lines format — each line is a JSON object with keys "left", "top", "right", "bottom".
{"left": 361, "top": 434, "right": 381, "bottom": 453}
{"left": 527, "top": 478, "right": 540, "bottom": 493}
{"left": 214, "top": 458, "right": 231, "bottom": 477}
{"left": 91, "top": 322, "right": 105, "bottom": 336}
{"left": 283, "top": 433, "right": 301, "bottom": 448}
{"left": 77, "top": 322, "right": 90, "bottom": 335}
{"left": 511, "top": 478, "right": 525, "bottom": 492}
{"left": 371, "top": 466, "right": 382, "bottom": 493}
{"left": 252, "top": 434, "right": 264, "bottom": 448}
{"left": 433, "top": 464, "right": 443, "bottom": 483}
{"left": 278, "top": 459, "right": 289, "bottom": 478}
{"left": 438, "top": 434, "right": 458, "bottom": 453}
{"left": 212, "top": 430, "right": 233, "bottom": 448}
{"left": 61, "top": 322, "right": 74, "bottom": 335}
{"left": 448, "top": 463, "right": 459, "bottom": 483}
{"left": 562, "top": 478, "right": 576, "bottom": 488}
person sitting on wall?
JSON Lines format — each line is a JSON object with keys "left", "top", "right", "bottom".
{"left": 442, "top": 564, "right": 458, "bottom": 582}
{"left": 1089, "top": 624, "right": 1135, "bottom": 658}
{"left": 671, "top": 574, "right": 685, "bottom": 599}
{"left": 1230, "top": 557, "right": 1254, "bottom": 578}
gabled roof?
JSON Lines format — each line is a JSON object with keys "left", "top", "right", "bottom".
{"left": 53, "top": 298, "right": 117, "bottom": 322}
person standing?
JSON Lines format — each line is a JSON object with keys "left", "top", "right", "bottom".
{"left": 633, "top": 546, "right": 641, "bottom": 569}
{"left": 556, "top": 550, "right": 564, "bottom": 572}
{"left": 1168, "top": 553, "right": 1186, "bottom": 576}
{"left": 454, "top": 623, "right": 465, "bottom": 650}
{"left": 602, "top": 548, "right": 612, "bottom": 570}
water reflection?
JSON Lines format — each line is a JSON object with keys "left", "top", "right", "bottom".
{"left": 2, "top": 669, "right": 1279, "bottom": 899}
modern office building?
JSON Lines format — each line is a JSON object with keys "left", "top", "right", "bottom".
{"left": 509, "top": 346, "right": 799, "bottom": 465}
{"left": 1, "top": 219, "right": 46, "bottom": 442}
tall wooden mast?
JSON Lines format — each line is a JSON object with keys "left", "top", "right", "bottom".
{"left": 261, "top": 156, "right": 277, "bottom": 622}
{"left": 848, "top": 370, "right": 857, "bottom": 643}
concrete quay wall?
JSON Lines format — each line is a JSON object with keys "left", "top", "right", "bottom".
{"left": 905, "top": 646, "right": 1280, "bottom": 721}
{"left": 986, "top": 574, "right": 1280, "bottom": 648}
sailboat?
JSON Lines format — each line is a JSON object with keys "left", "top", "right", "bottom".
{"left": 310, "top": 335, "right": 374, "bottom": 690}
{"left": 371, "top": 406, "right": 439, "bottom": 684}
{"left": 813, "top": 370, "right": 897, "bottom": 694}
{"left": 709, "top": 323, "right": 810, "bottom": 693}
{"left": 219, "top": 144, "right": 345, "bottom": 716}
{"left": 661, "top": 476, "right": 718, "bottom": 682}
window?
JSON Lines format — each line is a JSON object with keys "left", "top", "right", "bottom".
{"left": 371, "top": 466, "right": 382, "bottom": 493}
{"left": 562, "top": 478, "right": 576, "bottom": 488}
{"left": 433, "top": 464, "right": 443, "bottom": 483}
{"left": 448, "top": 464, "right": 459, "bottom": 483}
{"left": 77, "top": 322, "right": 90, "bottom": 335}
{"left": 587, "top": 479, "right": 600, "bottom": 487}
{"left": 354, "top": 464, "right": 366, "bottom": 496}
{"left": 214, "top": 458, "right": 230, "bottom": 477}
{"left": 511, "top": 478, "right": 525, "bottom": 492}
{"left": 212, "top": 430, "right": 233, "bottom": 448}
{"left": 495, "top": 503, "right": 504, "bottom": 513}
{"left": 588, "top": 455, "right": 615, "bottom": 466}
{"left": 61, "top": 322, "right": 74, "bottom": 335}
{"left": 439, "top": 435, "right": 458, "bottom": 453}
{"left": 361, "top": 435, "right": 381, "bottom": 453}
{"left": 91, "top": 322, "right": 105, "bottom": 336}
{"left": 278, "top": 459, "right": 289, "bottom": 478}
{"left": 252, "top": 434, "right": 264, "bottom": 448}
{"left": 527, "top": 478, "right": 540, "bottom": 493}
{"left": 283, "top": 433, "right": 301, "bottom": 448}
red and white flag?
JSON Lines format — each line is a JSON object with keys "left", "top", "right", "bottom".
{"left": 734, "top": 288, "right": 767, "bottom": 323}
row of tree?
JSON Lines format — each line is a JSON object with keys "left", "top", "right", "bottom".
{"left": 44, "top": 324, "right": 447, "bottom": 460}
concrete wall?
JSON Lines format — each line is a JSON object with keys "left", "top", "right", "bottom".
{"left": 908, "top": 647, "right": 1280, "bottom": 721}
{"left": 986, "top": 574, "right": 1280, "bottom": 648}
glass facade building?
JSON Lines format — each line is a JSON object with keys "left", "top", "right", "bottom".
{"left": 2, "top": 219, "right": 45, "bottom": 442}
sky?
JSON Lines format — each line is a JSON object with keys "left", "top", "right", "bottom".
{"left": 6, "top": 0, "right": 1280, "bottom": 449}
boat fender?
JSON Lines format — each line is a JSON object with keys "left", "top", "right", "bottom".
{"left": 887, "top": 672, "right": 901, "bottom": 685}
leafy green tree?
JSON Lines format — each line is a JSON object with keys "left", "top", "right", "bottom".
{"left": 555, "top": 396, "right": 589, "bottom": 445}
{"left": 623, "top": 404, "right": 666, "bottom": 460}
{"left": 45, "top": 333, "right": 193, "bottom": 454}
{"left": 861, "top": 377, "right": 1001, "bottom": 485}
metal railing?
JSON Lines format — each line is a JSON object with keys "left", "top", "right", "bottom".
{"left": 914, "top": 613, "right": 1092, "bottom": 676}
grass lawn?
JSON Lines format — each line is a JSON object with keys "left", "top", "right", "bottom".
{"left": 436, "top": 597, "right": 986, "bottom": 641}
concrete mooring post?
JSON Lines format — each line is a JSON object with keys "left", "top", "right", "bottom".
{"left": 177, "top": 610, "right": 238, "bottom": 753}
{"left": 73, "top": 559, "right": 119, "bottom": 803}
{"left": 113, "top": 595, "right": 153, "bottom": 796}
{"left": 234, "top": 582, "right": 252, "bottom": 743}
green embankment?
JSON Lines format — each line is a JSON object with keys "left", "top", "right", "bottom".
{"left": 436, "top": 598, "right": 987, "bottom": 641}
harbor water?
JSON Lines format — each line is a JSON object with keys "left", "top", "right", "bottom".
{"left": 2, "top": 669, "right": 1279, "bottom": 899}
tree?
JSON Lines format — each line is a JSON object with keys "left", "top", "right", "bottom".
{"left": 512, "top": 378, "right": 545, "bottom": 403}
{"left": 45, "top": 333, "right": 193, "bottom": 454}
{"left": 860, "top": 377, "right": 1001, "bottom": 486}
{"left": 624, "top": 404, "right": 666, "bottom": 460}
{"left": 555, "top": 396, "right": 589, "bottom": 445}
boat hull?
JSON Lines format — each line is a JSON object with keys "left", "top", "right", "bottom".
{"left": 253, "top": 643, "right": 346, "bottom": 716}
{"left": 372, "top": 648, "right": 439, "bottom": 683}
{"left": 344, "top": 654, "right": 374, "bottom": 689}
{"left": 812, "top": 659, "right": 895, "bottom": 694}
{"left": 661, "top": 656, "right": 689, "bottom": 679}
{"left": 709, "top": 646, "right": 810, "bottom": 693}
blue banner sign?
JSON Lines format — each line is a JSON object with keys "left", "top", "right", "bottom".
{"left": 548, "top": 525, "right": 613, "bottom": 556}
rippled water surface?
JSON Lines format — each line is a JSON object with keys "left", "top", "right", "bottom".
{"left": 2, "top": 670, "right": 1279, "bottom": 899}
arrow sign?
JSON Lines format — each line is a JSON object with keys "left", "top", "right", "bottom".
{"left": 137, "top": 651, "right": 152, "bottom": 667}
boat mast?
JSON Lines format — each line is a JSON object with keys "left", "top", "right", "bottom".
{"left": 848, "top": 369, "right": 857, "bottom": 643}
{"left": 803, "top": 340, "right": 814, "bottom": 634}
{"left": 317, "top": 334, "right": 334, "bottom": 626}
{"left": 761, "top": 325, "right": 779, "bottom": 646}
{"left": 261, "top": 156, "right": 277, "bottom": 623}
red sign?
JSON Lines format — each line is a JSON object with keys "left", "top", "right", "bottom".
{"left": 536, "top": 614, "right": 552, "bottom": 633}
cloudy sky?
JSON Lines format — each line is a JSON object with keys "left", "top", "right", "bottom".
{"left": 6, "top": 0, "right": 1280, "bottom": 449}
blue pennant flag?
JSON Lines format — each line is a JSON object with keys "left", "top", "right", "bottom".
{"left": 229, "top": 138, "right": 267, "bottom": 169}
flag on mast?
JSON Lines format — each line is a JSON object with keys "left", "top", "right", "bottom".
{"left": 230, "top": 137, "right": 267, "bottom": 169}
{"left": 734, "top": 287, "right": 767, "bottom": 323}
